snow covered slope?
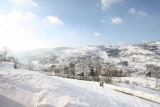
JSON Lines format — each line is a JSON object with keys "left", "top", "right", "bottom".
{"left": 0, "top": 66, "right": 159, "bottom": 107}
{"left": 55, "top": 41, "right": 160, "bottom": 74}
{"left": 9, "top": 40, "right": 160, "bottom": 74}
{"left": 7, "top": 41, "right": 160, "bottom": 76}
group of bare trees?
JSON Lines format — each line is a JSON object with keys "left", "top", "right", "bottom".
{"left": 103, "top": 64, "right": 116, "bottom": 83}
{"left": 69, "top": 62, "right": 75, "bottom": 78}
{"left": 0, "top": 47, "right": 9, "bottom": 62}
{"left": 49, "top": 53, "right": 124, "bottom": 83}
{"left": 0, "top": 47, "right": 20, "bottom": 69}
{"left": 146, "top": 64, "right": 160, "bottom": 87}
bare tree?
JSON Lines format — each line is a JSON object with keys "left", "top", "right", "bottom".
{"left": 54, "top": 68, "right": 60, "bottom": 76}
{"left": 0, "top": 54, "right": 3, "bottom": 62}
{"left": 87, "top": 54, "right": 102, "bottom": 81}
{"left": 69, "top": 62, "right": 75, "bottom": 78}
{"left": 63, "top": 66, "right": 69, "bottom": 74}
{"left": 146, "top": 64, "right": 152, "bottom": 85}
{"left": 146, "top": 64, "right": 160, "bottom": 87}
{"left": 13, "top": 58, "right": 20, "bottom": 69}
{"left": 88, "top": 66, "right": 94, "bottom": 76}
{"left": 28, "top": 63, "right": 34, "bottom": 71}
{"left": 152, "top": 65, "right": 160, "bottom": 87}
{"left": 2, "top": 47, "right": 8, "bottom": 61}
{"left": 104, "top": 63, "right": 118, "bottom": 83}
{"left": 49, "top": 64, "right": 56, "bottom": 75}
{"left": 94, "top": 54, "right": 102, "bottom": 78}
{"left": 51, "top": 64, "right": 56, "bottom": 70}
{"left": 7, "top": 56, "right": 15, "bottom": 62}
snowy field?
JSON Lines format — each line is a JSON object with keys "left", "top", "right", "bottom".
{"left": 0, "top": 65, "right": 160, "bottom": 107}
{"left": 119, "top": 77, "right": 159, "bottom": 86}
{"left": 112, "top": 77, "right": 160, "bottom": 95}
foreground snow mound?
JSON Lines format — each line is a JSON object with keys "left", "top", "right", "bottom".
{"left": 0, "top": 68, "right": 159, "bottom": 107}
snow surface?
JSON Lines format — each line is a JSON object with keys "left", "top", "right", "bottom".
{"left": 0, "top": 65, "right": 160, "bottom": 107}
{"left": 119, "top": 77, "right": 158, "bottom": 86}
{"left": 112, "top": 77, "right": 160, "bottom": 95}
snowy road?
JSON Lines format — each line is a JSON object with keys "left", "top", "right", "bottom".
{"left": 0, "top": 68, "right": 160, "bottom": 107}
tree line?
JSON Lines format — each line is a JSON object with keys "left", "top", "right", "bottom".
{"left": 46, "top": 54, "right": 129, "bottom": 83}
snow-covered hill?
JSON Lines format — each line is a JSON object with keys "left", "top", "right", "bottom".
{"left": 0, "top": 65, "right": 159, "bottom": 107}
{"left": 9, "top": 40, "right": 160, "bottom": 74}
{"left": 54, "top": 41, "right": 160, "bottom": 74}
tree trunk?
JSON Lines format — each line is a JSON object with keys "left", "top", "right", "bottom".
{"left": 156, "top": 76, "right": 158, "bottom": 87}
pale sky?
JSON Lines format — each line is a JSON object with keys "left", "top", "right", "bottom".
{"left": 0, "top": 0, "right": 160, "bottom": 50}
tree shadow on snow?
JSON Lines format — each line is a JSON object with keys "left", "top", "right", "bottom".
{"left": 0, "top": 94, "right": 25, "bottom": 107}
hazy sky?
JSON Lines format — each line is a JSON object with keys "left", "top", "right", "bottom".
{"left": 0, "top": 0, "right": 160, "bottom": 50}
